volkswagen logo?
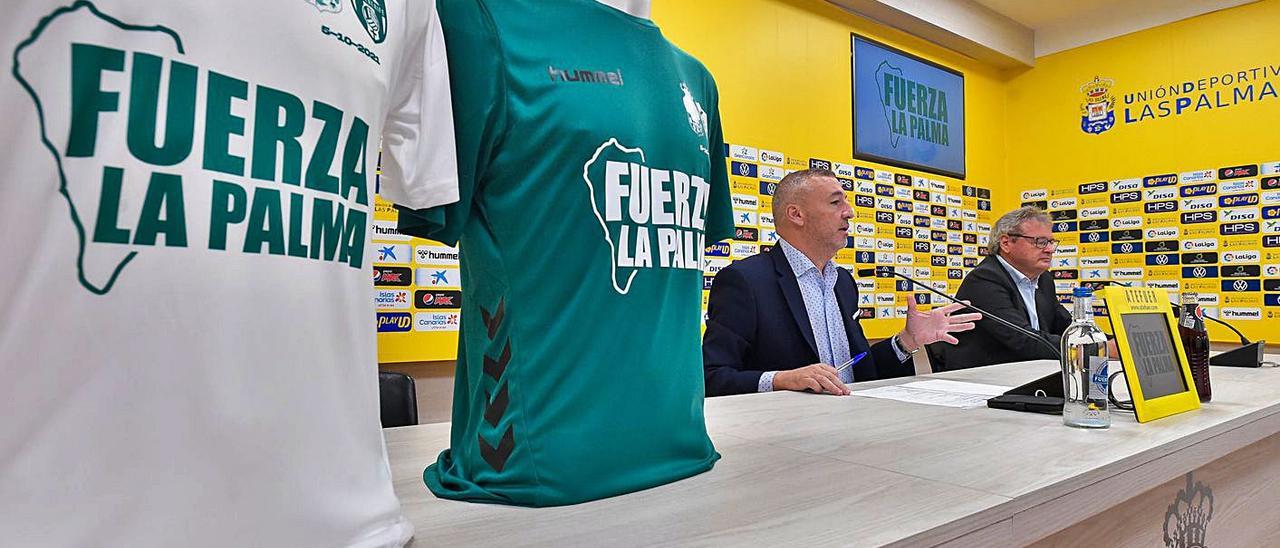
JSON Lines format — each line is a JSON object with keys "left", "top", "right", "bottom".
{"left": 1121, "top": 243, "right": 1134, "bottom": 253}
{"left": 1088, "top": 232, "right": 1100, "bottom": 242}
{"left": 1156, "top": 255, "right": 1169, "bottom": 265}
{"left": 1193, "top": 267, "right": 1208, "bottom": 278}
{"left": 1234, "top": 279, "right": 1249, "bottom": 291}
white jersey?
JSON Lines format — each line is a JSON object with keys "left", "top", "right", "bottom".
{"left": 0, "top": 1, "right": 456, "bottom": 546}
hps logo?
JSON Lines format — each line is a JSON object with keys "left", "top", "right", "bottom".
{"left": 1111, "top": 191, "right": 1140, "bottom": 203}
{"left": 1079, "top": 181, "right": 1108, "bottom": 194}
{"left": 1182, "top": 211, "right": 1217, "bottom": 224}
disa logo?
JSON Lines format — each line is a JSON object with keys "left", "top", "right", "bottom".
{"left": 1079, "top": 76, "right": 1116, "bottom": 134}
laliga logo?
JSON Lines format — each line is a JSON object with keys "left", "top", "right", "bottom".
{"left": 1080, "top": 76, "right": 1116, "bottom": 134}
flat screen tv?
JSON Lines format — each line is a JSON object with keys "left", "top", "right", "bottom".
{"left": 851, "top": 35, "right": 965, "bottom": 179}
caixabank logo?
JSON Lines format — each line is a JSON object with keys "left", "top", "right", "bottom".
{"left": 1079, "top": 76, "right": 1116, "bottom": 134}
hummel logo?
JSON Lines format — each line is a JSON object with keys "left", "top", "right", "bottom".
{"left": 548, "top": 65, "right": 624, "bottom": 86}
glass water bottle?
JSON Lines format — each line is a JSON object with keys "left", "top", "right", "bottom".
{"left": 1061, "top": 286, "right": 1110, "bottom": 428}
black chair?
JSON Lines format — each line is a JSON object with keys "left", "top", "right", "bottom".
{"left": 378, "top": 371, "right": 419, "bottom": 428}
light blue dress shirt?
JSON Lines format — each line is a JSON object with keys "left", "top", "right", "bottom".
{"left": 995, "top": 254, "right": 1041, "bottom": 331}
{"left": 758, "top": 238, "right": 908, "bottom": 392}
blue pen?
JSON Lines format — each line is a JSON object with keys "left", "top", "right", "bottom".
{"left": 836, "top": 351, "right": 868, "bottom": 375}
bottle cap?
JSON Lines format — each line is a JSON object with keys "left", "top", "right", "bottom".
{"left": 1073, "top": 286, "right": 1093, "bottom": 298}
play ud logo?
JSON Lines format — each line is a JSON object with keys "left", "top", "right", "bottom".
{"left": 583, "top": 138, "right": 712, "bottom": 294}
{"left": 12, "top": 3, "right": 374, "bottom": 294}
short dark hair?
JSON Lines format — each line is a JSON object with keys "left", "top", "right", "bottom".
{"left": 771, "top": 168, "right": 838, "bottom": 221}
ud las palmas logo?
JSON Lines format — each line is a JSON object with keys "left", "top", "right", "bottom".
{"left": 1081, "top": 76, "right": 1116, "bottom": 134}
{"left": 1163, "top": 473, "right": 1212, "bottom": 547}
{"left": 14, "top": 2, "right": 374, "bottom": 294}
{"left": 351, "top": 0, "right": 386, "bottom": 43}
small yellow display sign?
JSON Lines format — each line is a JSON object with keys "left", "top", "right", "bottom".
{"left": 1099, "top": 287, "right": 1201, "bottom": 423}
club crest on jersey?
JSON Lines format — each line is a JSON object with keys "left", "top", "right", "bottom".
{"left": 351, "top": 0, "right": 386, "bottom": 43}
{"left": 680, "top": 82, "right": 708, "bottom": 138}
{"left": 303, "top": 0, "right": 342, "bottom": 13}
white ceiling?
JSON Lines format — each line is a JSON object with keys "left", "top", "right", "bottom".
{"left": 971, "top": 0, "right": 1258, "bottom": 57}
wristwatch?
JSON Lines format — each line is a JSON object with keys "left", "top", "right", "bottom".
{"left": 893, "top": 335, "right": 922, "bottom": 357}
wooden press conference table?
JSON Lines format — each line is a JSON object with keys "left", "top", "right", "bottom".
{"left": 384, "top": 356, "right": 1280, "bottom": 547}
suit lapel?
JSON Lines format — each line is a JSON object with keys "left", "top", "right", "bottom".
{"left": 772, "top": 248, "right": 819, "bottom": 358}
{"left": 834, "top": 270, "right": 863, "bottom": 351}
{"left": 986, "top": 256, "right": 1030, "bottom": 320}
{"left": 1033, "top": 275, "right": 1056, "bottom": 331}
{"left": 834, "top": 269, "right": 871, "bottom": 380}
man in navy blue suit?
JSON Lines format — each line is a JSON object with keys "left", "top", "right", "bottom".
{"left": 702, "top": 169, "right": 980, "bottom": 397}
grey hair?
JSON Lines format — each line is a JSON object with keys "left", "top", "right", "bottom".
{"left": 988, "top": 206, "right": 1051, "bottom": 255}
{"left": 771, "top": 168, "right": 838, "bottom": 222}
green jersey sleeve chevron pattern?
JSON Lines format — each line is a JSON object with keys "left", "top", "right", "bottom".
{"left": 409, "top": 0, "right": 733, "bottom": 506}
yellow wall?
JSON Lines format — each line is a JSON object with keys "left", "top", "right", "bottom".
{"left": 655, "top": 0, "right": 1010, "bottom": 338}
{"left": 1004, "top": 0, "right": 1280, "bottom": 181}
{"left": 655, "top": 0, "right": 1010, "bottom": 200}
{"left": 1003, "top": 0, "right": 1280, "bottom": 343}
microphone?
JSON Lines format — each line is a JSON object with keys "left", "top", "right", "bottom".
{"left": 855, "top": 267, "right": 1061, "bottom": 358}
{"left": 1102, "top": 281, "right": 1265, "bottom": 368}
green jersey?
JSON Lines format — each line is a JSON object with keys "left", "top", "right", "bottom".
{"left": 401, "top": 0, "right": 733, "bottom": 506}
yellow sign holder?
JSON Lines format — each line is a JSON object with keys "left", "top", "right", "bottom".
{"left": 1098, "top": 287, "right": 1201, "bottom": 422}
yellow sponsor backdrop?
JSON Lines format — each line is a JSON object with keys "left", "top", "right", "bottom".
{"left": 373, "top": 196, "right": 460, "bottom": 363}
{"left": 382, "top": 0, "right": 1280, "bottom": 361}
{"left": 654, "top": 0, "right": 1010, "bottom": 339}
{"left": 1003, "top": 0, "right": 1280, "bottom": 343}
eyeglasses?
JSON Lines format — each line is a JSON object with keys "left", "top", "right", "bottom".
{"left": 1007, "top": 232, "right": 1059, "bottom": 249}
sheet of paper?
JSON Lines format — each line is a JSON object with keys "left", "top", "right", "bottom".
{"left": 852, "top": 380, "right": 1014, "bottom": 408}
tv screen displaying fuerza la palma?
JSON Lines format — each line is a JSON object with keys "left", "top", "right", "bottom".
{"left": 852, "top": 35, "right": 965, "bottom": 179}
